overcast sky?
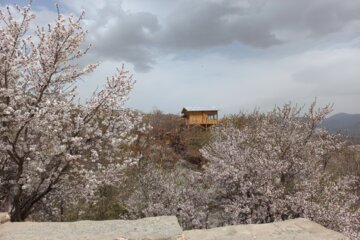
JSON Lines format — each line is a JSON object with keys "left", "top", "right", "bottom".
{"left": 2, "top": 0, "right": 360, "bottom": 115}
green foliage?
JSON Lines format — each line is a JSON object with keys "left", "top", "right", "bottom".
{"left": 57, "top": 186, "right": 129, "bottom": 221}
{"left": 84, "top": 186, "right": 129, "bottom": 220}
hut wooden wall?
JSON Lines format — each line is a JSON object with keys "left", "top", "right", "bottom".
{"left": 185, "top": 111, "right": 218, "bottom": 125}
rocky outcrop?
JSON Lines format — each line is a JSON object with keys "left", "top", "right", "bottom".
{"left": 0, "top": 213, "right": 348, "bottom": 240}
{"left": 184, "top": 218, "right": 348, "bottom": 240}
{"left": 0, "top": 215, "right": 183, "bottom": 240}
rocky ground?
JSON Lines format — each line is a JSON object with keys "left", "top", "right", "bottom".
{"left": 183, "top": 218, "right": 347, "bottom": 240}
{"left": 0, "top": 213, "right": 348, "bottom": 240}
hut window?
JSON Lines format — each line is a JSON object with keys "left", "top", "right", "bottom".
{"left": 208, "top": 114, "right": 217, "bottom": 120}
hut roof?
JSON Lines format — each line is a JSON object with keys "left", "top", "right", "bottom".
{"left": 181, "top": 107, "right": 218, "bottom": 114}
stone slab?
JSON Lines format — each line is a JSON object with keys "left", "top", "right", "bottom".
{"left": 0, "top": 212, "right": 10, "bottom": 224}
{"left": 0, "top": 216, "right": 183, "bottom": 240}
{"left": 183, "top": 218, "right": 348, "bottom": 240}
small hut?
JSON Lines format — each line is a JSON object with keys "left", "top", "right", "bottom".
{"left": 181, "top": 107, "right": 219, "bottom": 127}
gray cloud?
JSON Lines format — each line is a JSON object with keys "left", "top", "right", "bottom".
{"left": 256, "top": 0, "right": 360, "bottom": 41}
{"left": 160, "top": 0, "right": 283, "bottom": 49}
{"left": 161, "top": 0, "right": 360, "bottom": 49}
{"left": 82, "top": 1, "right": 160, "bottom": 72}
{"left": 58, "top": 0, "right": 360, "bottom": 72}
{"left": 3, "top": 0, "right": 360, "bottom": 114}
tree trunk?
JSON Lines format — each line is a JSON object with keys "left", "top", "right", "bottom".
{"left": 10, "top": 206, "right": 27, "bottom": 222}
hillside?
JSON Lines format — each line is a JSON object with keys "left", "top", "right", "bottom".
{"left": 322, "top": 113, "right": 360, "bottom": 137}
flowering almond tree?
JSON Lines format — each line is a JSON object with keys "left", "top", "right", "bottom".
{"left": 0, "top": 5, "right": 140, "bottom": 221}
{"left": 200, "top": 103, "right": 359, "bottom": 239}
{"left": 127, "top": 103, "right": 359, "bottom": 239}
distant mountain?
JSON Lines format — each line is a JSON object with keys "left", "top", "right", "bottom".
{"left": 322, "top": 113, "right": 360, "bottom": 137}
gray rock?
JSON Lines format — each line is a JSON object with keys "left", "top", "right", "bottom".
{"left": 0, "top": 212, "right": 10, "bottom": 224}
{"left": 0, "top": 216, "right": 348, "bottom": 240}
{"left": 183, "top": 218, "right": 348, "bottom": 240}
{"left": 0, "top": 216, "right": 182, "bottom": 240}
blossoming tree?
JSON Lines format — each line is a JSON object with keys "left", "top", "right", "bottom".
{"left": 0, "top": 5, "right": 140, "bottom": 221}
{"left": 127, "top": 103, "right": 359, "bottom": 239}
{"left": 200, "top": 103, "right": 359, "bottom": 238}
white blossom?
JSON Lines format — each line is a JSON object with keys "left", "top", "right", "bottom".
{"left": 0, "top": 5, "right": 141, "bottom": 221}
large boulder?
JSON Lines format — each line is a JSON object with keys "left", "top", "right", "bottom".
{"left": 0, "top": 216, "right": 182, "bottom": 240}
{"left": 183, "top": 218, "right": 348, "bottom": 240}
{"left": 0, "top": 212, "right": 10, "bottom": 224}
